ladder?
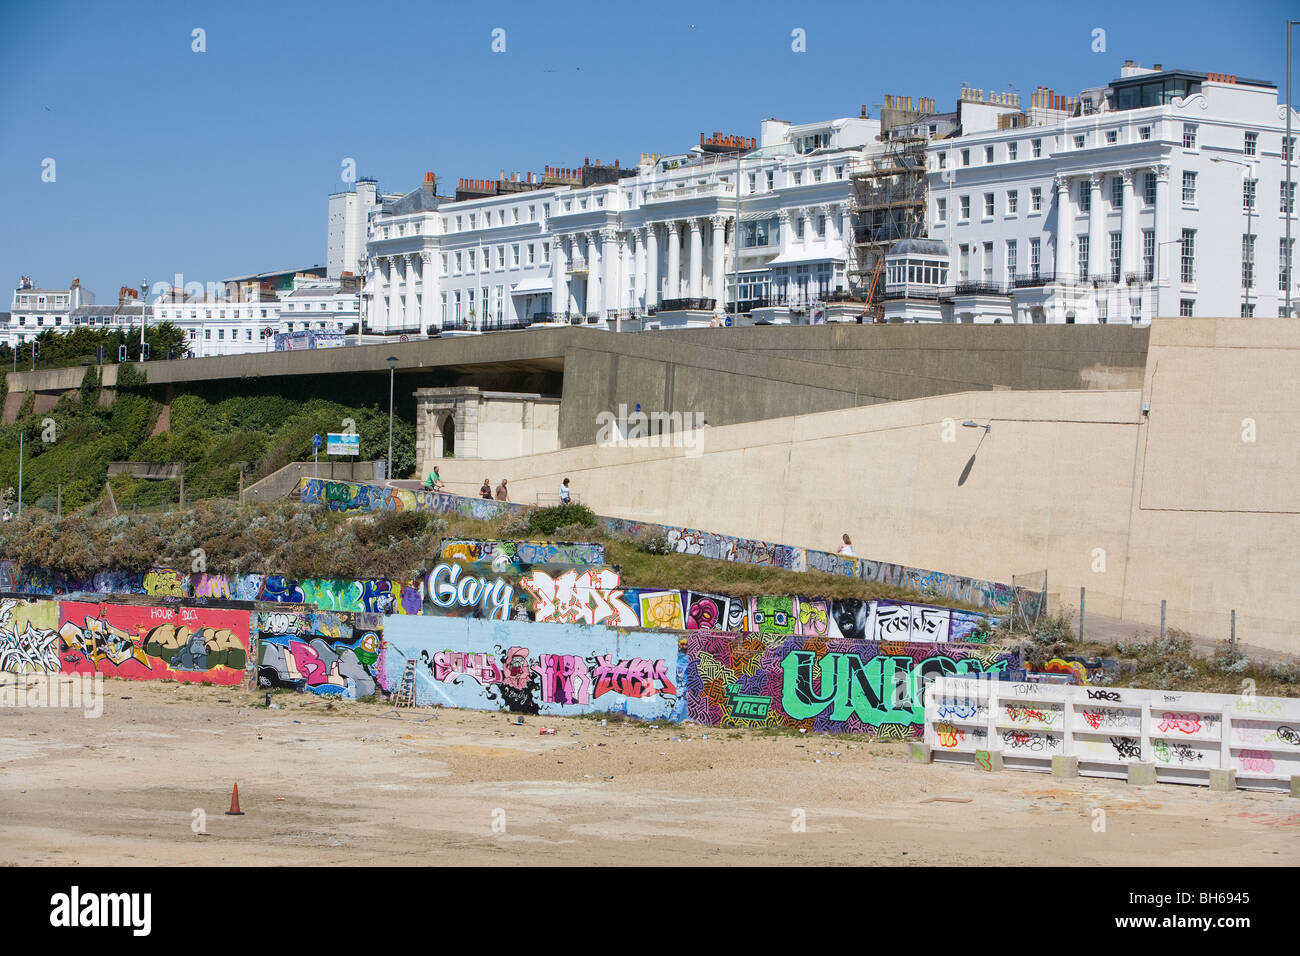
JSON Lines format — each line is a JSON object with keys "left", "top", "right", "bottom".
{"left": 393, "top": 660, "right": 417, "bottom": 708}
{"left": 862, "top": 256, "right": 885, "bottom": 321}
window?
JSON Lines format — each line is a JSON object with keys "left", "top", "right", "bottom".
{"left": 1286, "top": 137, "right": 1296, "bottom": 162}
{"left": 527, "top": 244, "right": 535, "bottom": 265}
{"left": 936, "top": 197, "right": 947, "bottom": 223}
{"left": 455, "top": 252, "right": 462, "bottom": 273}
{"left": 1030, "top": 186, "right": 1042, "bottom": 211}
{"left": 1180, "top": 299, "right": 1195, "bottom": 316}
{"left": 1242, "top": 234, "right": 1256, "bottom": 289}
{"left": 1110, "top": 232, "right": 1122, "bottom": 281}
{"left": 441, "top": 254, "right": 448, "bottom": 275}
{"left": 766, "top": 170, "right": 774, "bottom": 190}
{"left": 468, "top": 214, "right": 476, "bottom": 229}
{"left": 1105, "top": 130, "right": 1118, "bottom": 144}
{"left": 985, "top": 146, "right": 994, "bottom": 163}
{"left": 1143, "top": 229, "right": 1155, "bottom": 280}
{"left": 1280, "top": 238, "right": 1293, "bottom": 291}
{"left": 795, "top": 217, "right": 805, "bottom": 240}
{"left": 528, "top": 205, "right": 536, "bottom": 222}
{"left": 1007, "top": 190, "right": 1018, "bottom": 214}
{"left": 1032, "top": 138, "right": 1042, "bottom": 158}
{"left": 961, "top": 149, "right": 970, "bottom": 166}
{"left": 1181, "top": 229, "right": 1196, "bottom": 284}
{"left": 1281, "top": 181, "right": 1296, "bottom": 214}
{"left": 1144, "top": 172, "right": 1156, "bottom": 206}
{"left": 1074, "top": 134, "right": 1086, "bottom": 149}
{"left": 816, "top": 215, "right": 826, "bottom": 238}
{"left": 983, "top": 242, "right": 993, "bottom": 281}
{"left": 748, "top": 172, "right": 756, "bottom": 194}
{"left": 1241, "top": 303, "right": 1256, "bottom": 317}
{"left": 983, "top": 193, "right": 994, "bottom": 217}
{"left": 467, "top": 250, "right": 476, "bottom": 270}
{"left": 937, "top": 153, "right": 946, "bottom": 169}
{"left": 793, "top": 171, "right": 802, "bottom": 186}
{"left": 1029, "top": 237, "right": 1041, "bottom": 277}
{"left": 1244, "top": 131, "right": 1258, "bottom": 157}
{"left": 959, "top": 195, "right": 970, "bottom": 220}
{"left": 1139, "top": 126, "right": 1151, "bottom": 141}
{"left": 1243, "top": 178, "right": 1256, "bottom": 212}
{"left": 1006, "top": 240, "right": 1017, "bottom": 278}
{"left": 835, "top": 165, "right": 844, "bottom": 179}
{"left": 1079, "top": 181, "right": 1091, "bottom": 213}
{"left": 542, "top": 242, "right": 550, "bottom": 264}
{"left": 1182, "top": 171, "right": 1197, "bottom": 205}
{"left": 1008, "top": 142, "right": 1018, "bottom": 161}
{"left": 813, "top": 168, "right": 823, "bottom": 182}
{"left": 1078, "top": 234, "right": 1090, "bottom": 278}
{"left": 497, "top": 246, "right": 505, "bottom": 269}
{"left": 511, "top": 244, "right": 520, "bottom": 267}
{"left": 1111, "top": 175, "right": 1123, "bottom": 208}
{"left": 959, "top": 244, "right": 970, "bottom": 281}
{"left": 1182, "top": 124, "right": 1197, "bottom": 149}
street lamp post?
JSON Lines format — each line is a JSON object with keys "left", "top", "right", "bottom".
{"left": 140, "top": 279, "right": 148, "bottom": 358}
{"left": 1288, "top": 19, "right": 1299, "bottom": 315}
{"left": 387, "top": 355, "right": 398, "bottom": 481}
{"left": 1211, "top": 157, "right": 1257, "bottom": 315}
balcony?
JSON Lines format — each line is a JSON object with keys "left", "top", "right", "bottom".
{"left": 948, "top": 281, "right": 1010, "bottom": 297}
{"left": 655, "top": 297, "right": 717, "bottom": 312}
{"left": 883, "top": 282, "right": 942, "bottom": 301}
{"left": 566, "top": 258, "right": 589, "bottom": 274}
{"left": 642, "top": 181, "right": 736, "bottom": 205}
{"left": 1012, "top": 272, "right": 1056, "bottom": 288}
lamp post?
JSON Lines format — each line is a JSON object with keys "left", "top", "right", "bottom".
{"left": 140, "top": 279, "right": 148, "bottom": 358}
{"left": 1211, "top": 156, "right": 1257, "bottom": 315}
{"left": 1154, "top": 237, "right": 1184, "bottom": 315}
{"left": 386, "top": 355, "right": 398, "bottom": 481}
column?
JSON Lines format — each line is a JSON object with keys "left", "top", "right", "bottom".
{"left": 1087, "top": 174, "right": 1106, "bottom": 282}
{"left": 778, "top": 209, "right": 793, "bottom": 255}
{"left": 1120, "top": 168, "right": 1138, "bottom": 279}
{"left": 586, "top": 232, "right": 602, "bottom": 317}
{"left": 665, "top": 221, "right": 681, "bottom": 300}
{"left": 710, "top": 214, "right": 727, "bottom": 311}
{"left": 1154, "top": 163, "right": 1171, "bottom": 316}
{"left": 826, "top": 203, "right": 841, "bottom": 247}
{"left": 602, "top": 228, "right": 619, "bottom": 318}
{"left": 798, "top": 208, "right": 811, "bottom": 249}
{"left": 552, "top": 234, "right": 568, "bottom": 318}
{"left": 1054, "top": 175, "right": 1072, "bottom": 280}
{"left": 645, "top": 225, "right": 659, "bottom": 309}
{"left": 688, "top": 219, "right": 704, "bottom": 300}
{"left": 418, "top": 252, "right": 432, "bottom": 330}
{"left": 621, "top": 232, "right": 634, "bottom": 312}
{"left": 633, "top": 230, "right": 645, "bottom": 311}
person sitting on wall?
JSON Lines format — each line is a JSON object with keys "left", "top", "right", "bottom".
{"left": 495, "top": 478, "right": 509, "bottom": 502}
{"left": 558, "top": 477, "right": 571, "bottom": 505}
{"left": 480, "top": 478, "right": 493, "bottom": 500}
{"left": 837, "top": 533, "right": 856, "bottom": 557}
{"left": 424, "top": 467, "right": 442, "bottom": 492}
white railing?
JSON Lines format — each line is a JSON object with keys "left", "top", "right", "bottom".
{"left": 925, "top": 676, "right": 1300, "bottom": 792}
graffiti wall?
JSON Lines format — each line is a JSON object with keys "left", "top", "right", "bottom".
{"left": 379, "top": 615, "right": 685, "bottom": 720}
{"left": 0, "top": 597, "right": 60, "bottom": 675}
{"left": 686, "top": 631, "right": 1017, "bottom": 737}
{"left": 256, "top": 608, "right": 383, "bottom": 697}
{"left": 299, "top": 479, "right": 1037, "bottom": 614}
{"left": 440, "top": 539, "right": 607, "bottom": 567}
{"left": 56, "top": 600, "right": 251, "bottom": 684}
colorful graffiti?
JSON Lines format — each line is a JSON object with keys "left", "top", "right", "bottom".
{"left": 379, "top": 615, "right": 684, "bottom": 720}
{"left": 301, "top": 478, "right": 415, "bottom": 513}
{"left": 686, "top": 632, "right": 1016, "bottom": 736}
{"left": 256, "top": 608, "right": 382, "bottom": 697}
{"left": 56, "top": 601, "right": 251, "bottom": 684}
{"left": 522, "top": 568, "right": 638, "bottom": 627}
{"left": 440, "top": 539, "right": 607, "bottom": 567}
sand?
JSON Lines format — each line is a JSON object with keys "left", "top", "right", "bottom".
{"left": 1, "top": 675, "right": 1296, "bottom": 866}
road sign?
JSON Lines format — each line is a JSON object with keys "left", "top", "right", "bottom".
{"left": 327, "top": 432, "right": 360, "bottom": 456}
{"left": 312, "top": 433, "right": 322, "bottom": 450}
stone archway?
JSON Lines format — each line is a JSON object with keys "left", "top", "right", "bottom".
{"left": 438, "top": 411, "right": 455, "bottom": 457}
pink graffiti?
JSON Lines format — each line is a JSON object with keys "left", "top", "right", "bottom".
{"left": 533, "top": 653, "right": 592, "bottom": 705}
{"left": 433, "top": 650, "right": 503, "bottom": 686}
{"left": 521, "top": 569, "right": 638, "bottom": 627}
{"left": 1238, "top": 750, "right": 1276, "bottom": 773}
{"left": 592, "top": 655, "right": 677, "bottom": 699}
{"left": 191, "top": 574, "right": 232, "bottom": 599}
{"left": 288, "top": 642, "right": 341, "bottom": 687}
{"left": 1157, "top": 712, "right": 1202, "bottom": 734}
{"left": 501, "top": 646, "right": 531, "bottom": 690}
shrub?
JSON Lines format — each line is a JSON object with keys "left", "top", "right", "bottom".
{"left": 526, "top": 503, "right": 597, "bottom": 537}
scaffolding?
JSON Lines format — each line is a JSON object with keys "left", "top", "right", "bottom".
{"left": 848, "top": 95, "right": 934, "bottom": 306}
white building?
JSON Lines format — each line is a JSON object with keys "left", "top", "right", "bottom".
{"left": 327, "top": 179, "right": 380, "bottom": 279}
{"left": 362, "top": 115, "right": 881, "bottom": 334}
{"left": 4, "top": 277, "right": 94, "bottom": 348}
{"left": 917, "top": 63, "right": 1300, "bottom": 323}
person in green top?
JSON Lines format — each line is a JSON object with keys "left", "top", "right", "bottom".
{"left": 424, "top": 467, "right": 441, "bottom": 490}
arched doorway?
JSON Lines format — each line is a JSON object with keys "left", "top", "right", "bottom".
{"left": 439, "top": 412, "right": 455, "bottom": 457}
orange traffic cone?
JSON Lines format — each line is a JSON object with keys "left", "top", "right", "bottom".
{"left": 225, "top": 782, "right": 245, "bottom": 816}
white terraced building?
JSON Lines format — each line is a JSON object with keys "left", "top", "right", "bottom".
{"left": 4, "top": 277, "right": 95, "bottom": 348}
{"left": 910, "top": 62, "right": 1300, "bottom": 323}
{"left": 362, "top": 115, "right": 881, "bottom": 333}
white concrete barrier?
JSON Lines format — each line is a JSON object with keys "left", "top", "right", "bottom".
{"left": 925, "top": 676, "right": 1300, "bottom": 792}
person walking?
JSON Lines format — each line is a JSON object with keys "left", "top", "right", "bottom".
{"left": 558, "top": 477, "right": 571, "bottom": 505}
{"left": 480, "top": 478, "right": 493, "bottom": 500}
{"left": 494, "top": 478, "right": 509, "bottom": 502}
{"left": 837, "top": 533, "right": 856, "bottom": 557}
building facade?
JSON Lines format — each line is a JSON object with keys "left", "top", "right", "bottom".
{"left": 362, "top": 117, "right": 879, "bottom": 333}
{"left": 921, "top": 64, "right": 1300, "bottom": 323}
{"left": 4, "top": 277, "right": 94, "bottom": 348}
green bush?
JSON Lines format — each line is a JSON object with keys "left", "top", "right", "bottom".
{"left": 526, "top": 503, "right": 597, "bottom": 537}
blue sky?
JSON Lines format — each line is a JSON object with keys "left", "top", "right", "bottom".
{"left": 0, "top": 0, "right": 1291, "bottom": 300}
